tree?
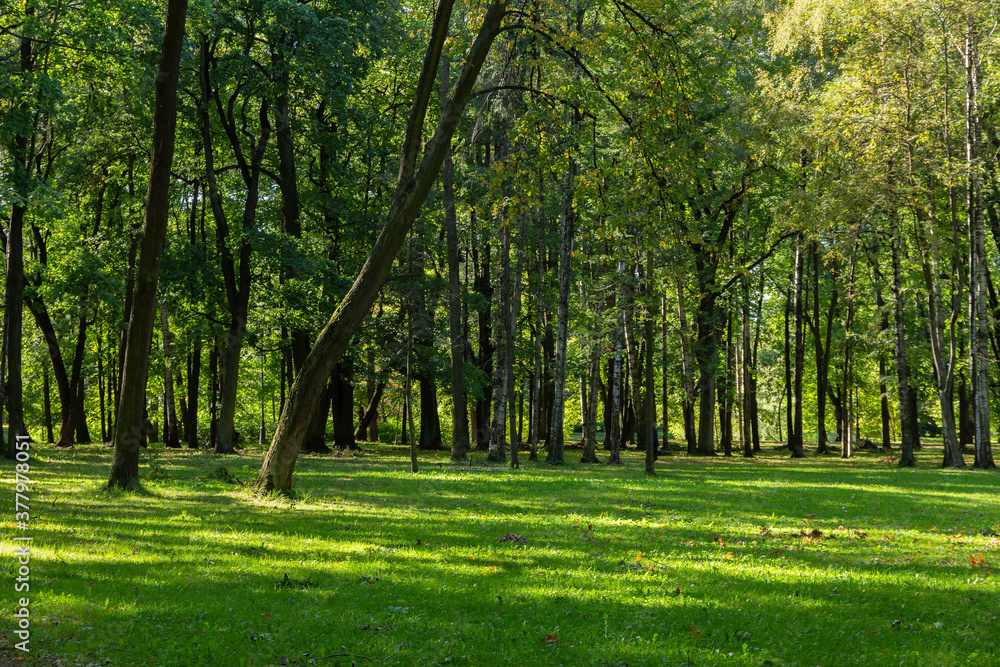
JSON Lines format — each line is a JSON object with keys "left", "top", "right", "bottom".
{"left": 255, "top": 0, "right": 509, "bottom": 493}
{"left": 107, "top": 0, "right": 188, "bottom": 490}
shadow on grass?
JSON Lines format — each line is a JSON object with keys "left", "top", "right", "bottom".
{"left": 7, "top": 443, "right": 998, "bottom": 667}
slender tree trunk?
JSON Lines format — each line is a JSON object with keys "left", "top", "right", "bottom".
{"left": 472, "top": 213, "right": 493, "bottom": 452}
{"left": 784, "top": 282, "right": 793, "bottom": 449}
{"left": 741, "top": 281, "right": 753, "bottom": 457}
{"left": 159, "top": 300, "right": 180, "bottom": 448}
{"left": 606, "top": 260, "right": 626, "bottom": 464}
{"left": 964, "top": 30, "right": 995, "bottom": 469}
{"left": 4, "top": 80, "right": 30, "bottom": 456}
{"left": 529, "top": 267, "right": 543, "bottom": 463}
{"left": 43, "top": 369, "right": 54, "bottom": 444}
{"left": 186, "top": 340, "right": 201, "bottom": 448}
{"left": 889, "top": 199, "right": 918, "bottom": 467}
{"left": 406, "top": 309, "right": 418, "bottom": 473}
{"left": 675, "top": 280, "right": 697, "bottom": 454}
{"left": 548, "top": 148, "right": 577, "bottom": 465}
{"left": 581, "top": 340, "right": 601, "bottom": 463}
{"left": 489, "top": 216, "right": 512, "bottom": 463}
{"left": 790, "top": 235, "right": 806, "bottom": 458}
{"left": 441, "top": 56, "right": 469, "bottom": 461}
{"left": 355, "top": 378, "right": 386, "bottom": 443}
{"left": 509, "top": 212, "right": 525, "bottom": 469}
{"left": 842, "top": 244, "right": 858, "bottom": 458}
{"left": 644, "top": 250, "right": 656, "bottom": 474}
{"left": 108, "top": 0, "right": 188, "bottom": 488}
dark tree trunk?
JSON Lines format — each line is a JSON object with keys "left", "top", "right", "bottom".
{"left": 419, "top": 374, "right": 443, "bottom": 450}
{"left": 675, "top": 280, "right": 697, "bottom": 454}
{"left": 473, "top": 215, "right": 493, "bottom": 452}
{"left": 331, "top": 360, "right": 357, "bottom": 451}
{"left": 108, "top": 0, "right": 188, "bottom": 488}
{"left": 809, "top": 244, "right": 837, "bottom": 455}
{"left": 441, "top": 56, "right": 469, "bottom": 461}
{"left": 784, "top": 283, "right": 793, "bottom": 448}
{"left": 159, "top": 301, "right": 180, "bottom": 448}
{"left": 302, "top": 381, "right": 333, "bottom": 453}
{"left": 790, "top": 235, "right": 806, "bottom": 458}
{"left": 355, "top": 378, "right": 385, "bottom": 443}
{"left": 887, "top": 203, "right": 917, "bottom": 466}
{"left": 186, "top": 340, "right": 201, "bottom": 448}
{"left": 644, "top": 250, "right": 656, "bottom": 474}
{"left": 255, "top": 0, "right": 508, "bottom": 491}
{"left": 43, "top": 369, "right": 54, "bottom": 443}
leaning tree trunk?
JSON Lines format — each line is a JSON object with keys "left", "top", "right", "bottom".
{"left": 108, "top": 0, "right": 188, "bottom": 489}
{"left": 255, "top": 0, "right": 509, "bottom": 492}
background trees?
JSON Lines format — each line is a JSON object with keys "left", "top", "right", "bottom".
{"left": 2, "top": 0, "right": 999, "bottom": 489}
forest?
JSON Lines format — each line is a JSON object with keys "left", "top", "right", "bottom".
{"left": 2, "top": 0, "right": 1000, "bottom": 491}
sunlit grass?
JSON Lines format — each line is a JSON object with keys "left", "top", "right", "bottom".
{"left": 2, "top": 442, "right": 998, "bottom": 666}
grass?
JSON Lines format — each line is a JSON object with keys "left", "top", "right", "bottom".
{"left": 2, "top": 441, "right": 999, "bottom": 667}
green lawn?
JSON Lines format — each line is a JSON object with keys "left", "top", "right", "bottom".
{"left": 2, "top": 442, "right": 999, "bottom": 666}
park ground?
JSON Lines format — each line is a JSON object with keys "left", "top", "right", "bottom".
{"left": 1, "top": 441, "right": 999, "bottom": 666}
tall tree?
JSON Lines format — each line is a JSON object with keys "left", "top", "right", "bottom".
{"left": 255, "top": 0, "right": 509, "bottom": 493}
{"left": 108, "top": 0, "right": 189, "bottom": 489}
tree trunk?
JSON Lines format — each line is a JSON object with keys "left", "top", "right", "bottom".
{"left": 784, "top": 282, "right": 793, "bottom": 449}
{"left": 547, "top": 156, "right": 577, "bottom": 466}
{"left": 675, "top": 280, "right": 697, "bottom": 454}
{"left": 489, "top": 216, "right": 512, "bottom": 463}
{"left": 889, "top": 200, "right": 918, "bottom": 467}
{"left": 473, "top": 214, "right": 493, "bottom": 452}
{"left": 441, "top": 56, "right": 469, "bottom": 461}
{"left": 186, "top": 340, "right": 201, "bottom": 448}
{"left": 964, "top": 30, "right": 995, "bottom": 469}
{"left": 332, "top": 361, "right": 356, "bottom": 451}
{"left": 355, "top": 378, "right": 386, "bottom": 443}
{"left": 108, "top": 0, "right": 188, "bottom": 489}
{"left": 790, "top": 234, "right": 806, "bottom": 458}
{"left": 810, "top": 244, "right": 837, "bottom": 455}
{"left": 694, "top": 288, "right": 719, "bottom": 457}
{"left": 842, "top": 244, "right": 858, "bottom": 458}
{"left": 255, "top": 0, "right": 508, "bottom": 492}
{"left": 581, "top": 341, "right": 601, "bottom": 463}
{"left": 159, "top": 301, "right": 180, "bottom": 448}
{"left": 719, "top": 306, "right": 733, "bottom": 457}
{"left": 43, "top": 369, "right": 54, "bottom": 444}
{"left": 741, "top": 281, "right": 753, "bottom": 457}
{"left": 644, "top": 249, "right": 656, "bottom": 474}
{"left": 419, "top": 374, "right": 443, "bottom": 450}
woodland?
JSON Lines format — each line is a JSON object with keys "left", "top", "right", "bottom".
{"left": 2, "top": 0, "right": 1000, "bottom": 492}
